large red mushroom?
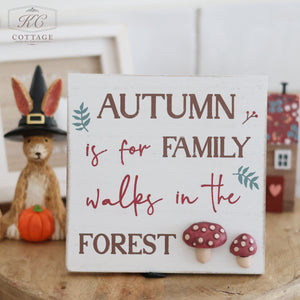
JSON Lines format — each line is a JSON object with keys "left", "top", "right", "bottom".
{"left": 230, "top": 233, "right": 257, "bottom": 268}
{"left": 183, "top": 222, "right": 227, "bottom": 263}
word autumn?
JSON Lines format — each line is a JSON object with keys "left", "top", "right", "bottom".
{"left": 97, "top": 93, "right": 235, "bottom": 119}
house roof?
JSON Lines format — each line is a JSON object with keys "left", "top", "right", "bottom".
{"left": 267, "top": 93, "right": 299, "bottom": 145}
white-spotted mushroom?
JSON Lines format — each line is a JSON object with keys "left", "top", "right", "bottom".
{"left": 182, "top": 222, "right": 227, "bottom": 263}
{"left": 230, "top": 233, "right": 257, "bottom": 268}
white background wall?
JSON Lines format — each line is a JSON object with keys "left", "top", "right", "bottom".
{"left": 199, "top": 2, "right": 300, "bottom": 93}
{"left": 0, "top": 1, "right": 197, "bottom": 75}
{"left": 199, "top": 2, "right": 300, "bottom": 196}
{"left": 0, "top": 0, "right": 299, "bottom": 195}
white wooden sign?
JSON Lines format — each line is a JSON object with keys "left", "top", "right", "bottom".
{"left": 67, "top": 74, "right": 267, "bottom": 274}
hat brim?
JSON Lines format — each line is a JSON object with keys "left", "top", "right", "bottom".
{"left": 4, "top": 126, "right": 67, "bottom": 141}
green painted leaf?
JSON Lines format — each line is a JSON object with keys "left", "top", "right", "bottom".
{"left": 238, "top": 174, "right": 243, "bottom": 184}
{"left": 233, "top": 166, "right": 259, "bottom": 191}
{"left": 82, "top": 113, "right": 90, "bottom": 120}
{"left": 72, "top": 103, "right": 90, "bottom": 132}
{"left": 82, "top": 107, "right": 88, "bottom": 114}
{"left": 247, "top": 172, "right": 256, "bottom": 177}
{"left": 242, "top": 167, "right": 249, "bottom": 174}
{"left": 84, "top": 118, "right": 90, "bottom": 127}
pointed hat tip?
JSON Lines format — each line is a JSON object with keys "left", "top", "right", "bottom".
{"left": 33, "top": 65, "right": 43, "bottom": 75}
{"left": 30, "top": 65, "right": 47, "bottom": 106}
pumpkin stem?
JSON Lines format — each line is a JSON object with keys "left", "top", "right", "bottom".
{"left": 33, "top": 205, "right": 43, "bottom": 213}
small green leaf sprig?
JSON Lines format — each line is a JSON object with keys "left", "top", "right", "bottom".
{"left": 232, "top": 166, "right": 259, "bottom": 190}
{"left": 72, "top": 102, "right": 90, "bottom": 132}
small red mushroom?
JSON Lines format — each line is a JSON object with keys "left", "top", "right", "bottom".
{"left": 183, "top": 222, "right": 227, "bottom": 263}
{"left": 230, "top": 233, "right": 257, "bottom": 268}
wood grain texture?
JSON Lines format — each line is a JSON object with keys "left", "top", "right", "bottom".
{"left": 1, "top": 199, "right": 300, "bottom": 299}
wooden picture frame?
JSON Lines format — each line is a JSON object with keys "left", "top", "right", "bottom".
{"left": 0, "top": 24, "right": 133, "bottom": 204}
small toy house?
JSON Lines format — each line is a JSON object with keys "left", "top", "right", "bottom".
{"left": 266, "top": 83, "right": 299, "bottom": 212}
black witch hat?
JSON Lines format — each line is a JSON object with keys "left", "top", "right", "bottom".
{"left": 4, "top": 66, "right": 67, "bottom": 141}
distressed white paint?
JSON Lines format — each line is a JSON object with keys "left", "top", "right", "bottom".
{"left": 52, "top": 218, "right": 65, "bottom": 240}
{"left": 25, "top": 173, "right": 48, "bottom": 208}
{"left": 6, "top": 224, "right": 19, "bottom": 239}
{"left": 67, "top": 74, "right": 267, "bottom": 274}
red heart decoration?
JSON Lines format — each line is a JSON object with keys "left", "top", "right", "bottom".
{"left": 269, "top": 184, "right": 282, "bottom": 197}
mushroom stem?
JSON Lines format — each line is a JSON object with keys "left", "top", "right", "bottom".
{"left": 236, "top": 256, "right": 251, "bottom": 268}
{"left": 195, "top": 248, "right": 211, "bottom": 263}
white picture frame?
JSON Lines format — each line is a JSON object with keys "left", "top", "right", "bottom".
{"left": 0, "top": 24, "right": 133, "bottom": 204}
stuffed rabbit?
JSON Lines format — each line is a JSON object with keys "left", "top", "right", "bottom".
{"left": 0, "top": 66, "right": 66, "bottom": 240}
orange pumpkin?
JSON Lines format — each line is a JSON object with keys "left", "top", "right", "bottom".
{"left": 18, "top": 205, "right": 55, "bottom": 242}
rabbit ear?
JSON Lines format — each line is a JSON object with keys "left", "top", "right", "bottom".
{"left": 41, "top": 78, "right": 62, "bottom": 116}
{"left": 11, "top": 77, "right": 33, "bottom": 115}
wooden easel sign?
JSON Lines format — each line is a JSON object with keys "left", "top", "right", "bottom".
{"left": 67, "top": 75, "right": 267, "bottom": 274}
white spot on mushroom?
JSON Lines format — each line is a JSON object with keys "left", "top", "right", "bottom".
{"left": 193, "top": 225, "right": 199, "bottom": 231}
{"left": 220, "top": 228, "right": 225, "bottom": 233}
{"left": 209, "top": 225, "right": 216, "bottom": 230}
{"left": 198, "top": 237, "right": 203, "bottom": 243}
{"left": 185, "top": 234, "right": 190, "bottom": 240}
{"left": 193, "top": 242, "right": 196, "bottom": 246}
{"left": 249, "top": 246, "right": 254, "bottom": 252}
{"left": 242, "top": 235, "right": 247, "bottom": 240}
{"left": 234, "top": 247, "right": 239, "bottom": 252}
{"left": 241, "top": 241, "right": 246, "bottom": 247}
{"left": 233, "top": 240, "right": 238, "bottom": 244}
{"left": 202, "top": 227, "right": 206, "bottom": 232}
{"left": 214, "top": 233, "right": 220, "bottom": 239}
{"left": 250, "top": 239, "right": 254, "bottom": 244}
{"left": 208, "top": 240, "right": 214, "bottom": 246}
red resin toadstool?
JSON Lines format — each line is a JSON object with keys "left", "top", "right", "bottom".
{"left": 230, "top": 233, "right": 257, "bottom": 268}
{"left": 182, "top": 222, "right": 227, "bottom": 263}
